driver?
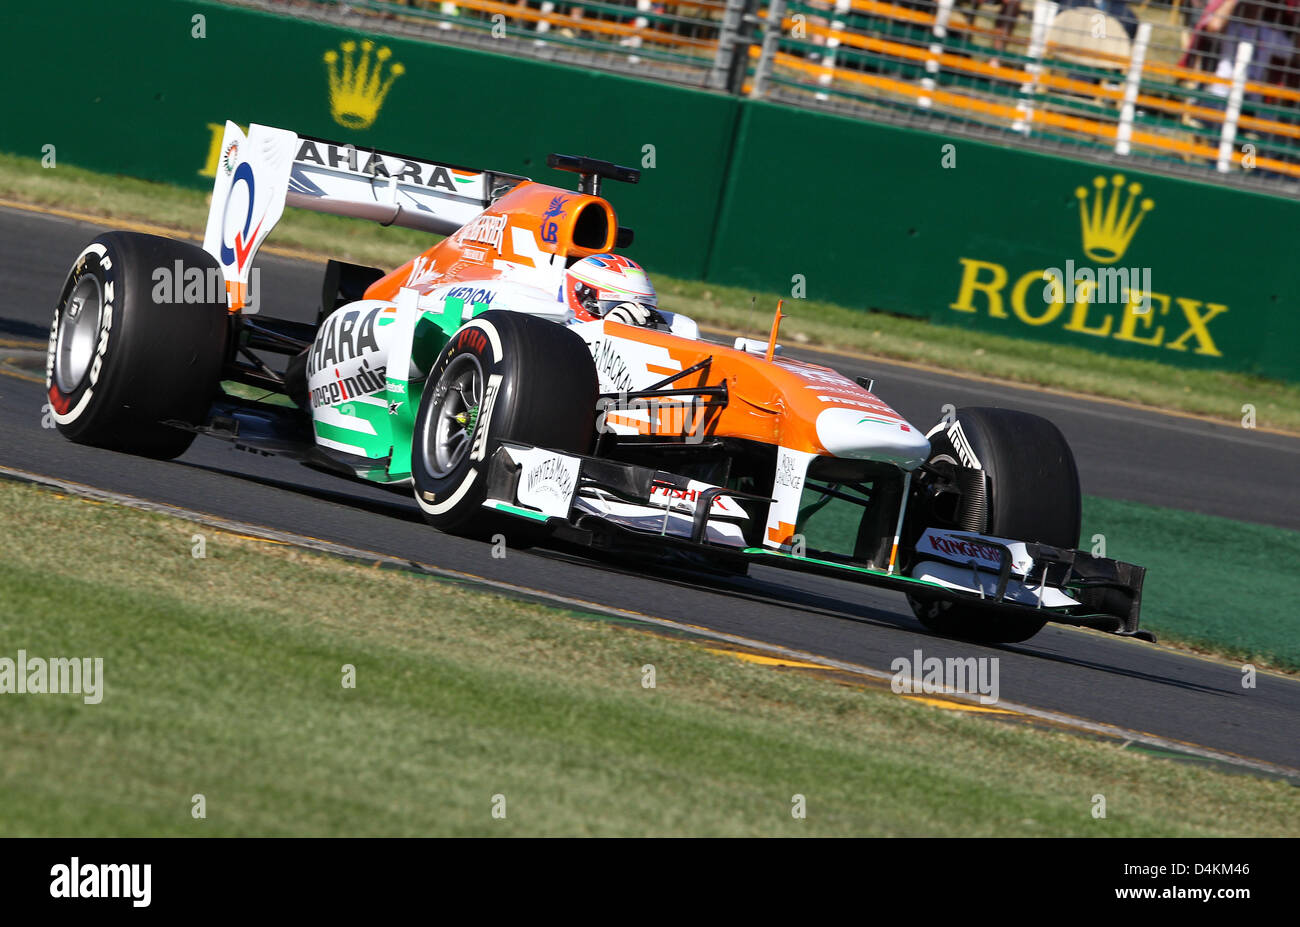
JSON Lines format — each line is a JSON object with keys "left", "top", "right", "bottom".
{"left": 561, "top": 254, "right": 659, "bottom": 326}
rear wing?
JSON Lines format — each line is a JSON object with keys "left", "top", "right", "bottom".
{"left": 202, "top": 121, "right": 526, "bottom": 310}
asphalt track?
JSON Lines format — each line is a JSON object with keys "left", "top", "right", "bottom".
{"left": 3, "top": 204, "right": 1299, "bottom": 775}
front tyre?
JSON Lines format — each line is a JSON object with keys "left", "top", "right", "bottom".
{"left": 47, "top": 232, "right": 229, "bottom": 459}
{"left": 410, "top": 310, "right": 598, "bottom": 542}
{"left": 907, "top": 406, "right": 1081, "bottom": 644}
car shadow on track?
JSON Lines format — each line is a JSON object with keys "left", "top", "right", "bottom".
{"left": 996, "top": 642, "right": 1236, "bottom": 697}
{"left": 533, "top": 550, "right": 1235, "bottom": 696}
{"left": 532, "top": 544, "right": 926, "bottom": 636}
{"left": 175, "top": 460, "right": 426, "bottom": 525}
{"left": 0, "top": 318, "right": 48, "bottom": 342}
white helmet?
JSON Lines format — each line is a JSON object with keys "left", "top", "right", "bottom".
{"left": 562, "top": 254, "right": 658, "bottom": 323}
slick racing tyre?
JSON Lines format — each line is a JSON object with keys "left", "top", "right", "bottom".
{"left": 907, "top": 406, "right": 1081, "bottom": 644}
{"left": 411, "top": 310, "right": 598, "bottom": 542}
{"left": 47, "top": 232, "right": 229, "bottom": 459}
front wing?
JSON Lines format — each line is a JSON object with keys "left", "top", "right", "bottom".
{"left": 481, "top": 442, "right": 1151, "bottom": 640}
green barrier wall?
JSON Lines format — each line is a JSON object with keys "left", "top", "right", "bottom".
{"left": 707, "top": 101, "right": 1298, "bottom": 380}
{"left": 2, "top": 1, "right": 1295, "bottom": 379}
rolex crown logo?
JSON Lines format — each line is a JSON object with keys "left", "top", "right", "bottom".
{"left": 1075, "top": 174, "right": 1153, "bottom": 264}
{"left": 324, "top": 40, "right": 405, "bottom": 130}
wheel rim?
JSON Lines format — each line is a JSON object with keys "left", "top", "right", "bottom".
{"left": 55, "top": 275, "right": 103, "bottom": 393}
{"left": 424, "top": 353, "right": 484, "bottom": 479}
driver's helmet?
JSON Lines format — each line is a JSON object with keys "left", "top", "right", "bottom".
{"left": 562, "top": 254, "right": 657, "bottom": 322}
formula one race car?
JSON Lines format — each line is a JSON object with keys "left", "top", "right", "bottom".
{"left": 45, "top": 122, "right": 1150, "bottom": 644}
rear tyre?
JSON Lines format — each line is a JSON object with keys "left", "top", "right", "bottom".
{"left": 907, "top": 406, "right": 1081, "bottom": 644}
{"left": 47, "top": 232, "right": 229, "bottom": 459}
{"left": 410, "top": 310, "right": 598, "bottom": 544}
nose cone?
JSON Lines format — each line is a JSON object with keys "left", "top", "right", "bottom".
{"left": 815, "top": 408, "right": 931, "bottom": 468}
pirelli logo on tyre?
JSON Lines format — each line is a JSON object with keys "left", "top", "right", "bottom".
{"left": 470, "top": 374, "right": 503, "bottom": 462}
{"left": 48, "top": 244, "right": 116, "bottom": 426}
{"left": 948, "top": 421, "right": 981, "bottom": 470}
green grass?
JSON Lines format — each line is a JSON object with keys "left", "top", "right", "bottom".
{"left": 795, "top": 490, "right": 1300, "bottom": 672}
{"left": 1, "top": 480, "right": 1296, "bottom": 836}
{"left": 1082, "top": 497, "right": 1300, "bottom": 671}
{"left": 3, "top": 151, "right": 1299, "bottom": 433}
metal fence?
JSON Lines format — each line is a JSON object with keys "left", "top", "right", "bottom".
{"left": 251, "top": 0, "right": 736, "bottom": 86}
{"left": 243, "top": 0, "right": 1300, "bottom": 195}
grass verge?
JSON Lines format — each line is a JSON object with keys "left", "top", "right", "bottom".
{"left": 1, "top": 480, "right": 1296, "bottom": 836}
{"left": 1081, "top": 496, "right": 1300, "bottom": 671}
{"left": 3, "top": 152, "right": 1298, "bottom": 434}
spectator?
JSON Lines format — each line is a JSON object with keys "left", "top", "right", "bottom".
{"left": 1185, "top": 0, "right": 1297, "bottom": 99}
{"left": 1054, "top": 0, "right": 1140, "bottom": 41}
{"left": 1179, "top": 0, "right": 1224, "bottom": 78}
{"left": 980, "top": 0, "right": 1024, "bottom": 58}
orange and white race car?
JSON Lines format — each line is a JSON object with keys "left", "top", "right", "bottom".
{"left": 45, "top": 122, "right": 1149, "bottom": 644}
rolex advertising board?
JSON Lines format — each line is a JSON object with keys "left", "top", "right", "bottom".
{"left": 708, "top": 101, "right": 1296, "bottom": 381}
